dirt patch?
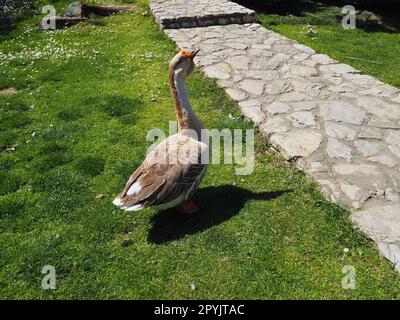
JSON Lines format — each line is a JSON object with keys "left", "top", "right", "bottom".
{"left": 0, "top": 87, "right": 18, "bottom": 95}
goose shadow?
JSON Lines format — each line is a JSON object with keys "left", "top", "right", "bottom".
{"left": 147, "top": 185, "right": 291, "bottom": 244}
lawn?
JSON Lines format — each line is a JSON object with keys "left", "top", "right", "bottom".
{"left": 245, "top": 0, "right": 400, "bottom": 88}
{"left": 1, "top": 0, "right": 400, "bottom": 299}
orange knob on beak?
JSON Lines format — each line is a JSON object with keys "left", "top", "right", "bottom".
{"left": 180, "top": 49, "right": 200, "bottom": 59}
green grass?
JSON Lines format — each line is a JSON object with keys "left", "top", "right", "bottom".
{"left": 253, "top": 1, "right": 400, "bottom": 88}
{"left": 1, "top": 0, "right": 400, "bottom": 299}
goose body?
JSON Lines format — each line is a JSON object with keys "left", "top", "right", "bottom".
{"left": 113, "top": 49, "right": 208, "bottom": 213}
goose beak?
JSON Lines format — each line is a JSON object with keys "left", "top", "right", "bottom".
{"left": 190, "top": 49, "right": 200, "bottom": 59}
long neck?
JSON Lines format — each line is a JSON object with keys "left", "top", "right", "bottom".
{"left": 169, "top": 70, "right": 203, "bottom": 137}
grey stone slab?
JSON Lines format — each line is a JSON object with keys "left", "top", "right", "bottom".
{"left": 320, "top": 101, "right": 366, "bottom": 125}
{"left": 319, "top": 63, "right": 359, "bottom": 75}
{"left": 226, "top": 87, "right": 247, "bottom": 101}
{"left": 290, "top": 111, "right": 318, "bottom": 128}
{"left": 238, "top": 101, "right": 265, "bottom": 125}
{"left": 260, "top": 116, "right": 290, "bottom": 137}
{"left": 358, "top": 127, "right": 383, "bottom": 140}
{"left": 325, "top": 122, "right": 357, "bottom": 141}
{"left": 150, "top": 0, "right": 256, "bottom": 29}
{"left": 238, "top": 79, "right": 264, "bottom": 95}
{"left": 368, "top": 153, "right": 398, "bottom": 168}
{"left": 354, "top": 140, "right": 381, "bottom": 157}
{"left": 263, "top": 102, "right": 290, "bottom": 115}
{"left": 203, "top": 63, "right": 231, "bottom": 79}
{"left": 368, "top": 116, "right": 400, "bottom": 129}
{"left": 352, "top": 204, "right": 400, "bottom": 272}
{"left": 326, "top": 138, "right": 353, "bottom": 160}
{"left": 358, "top": 96, "right": 400, "bottom": 121}
{"left": 270, "top": 129, "right": 322, "bottom": 160}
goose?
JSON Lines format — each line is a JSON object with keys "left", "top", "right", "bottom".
{"left": 113, "top": 49, "right": 208, "bottom": 214}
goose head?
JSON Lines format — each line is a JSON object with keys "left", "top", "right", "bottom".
{"left": 169, "top": 49, "right": 200, "bottom": 79}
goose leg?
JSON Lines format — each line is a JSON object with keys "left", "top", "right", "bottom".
{"left": 176, "top": 200, "right": 200, "bottom": 214}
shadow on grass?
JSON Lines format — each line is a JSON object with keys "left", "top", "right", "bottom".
{"left": 147, "top": 185, "right": 290, "bottom": 244}
{"left": 234, "top": 0, "right": 399, "bottom": 32}
{"left": 0, "top": 18, "right": 13, "bottom": 37}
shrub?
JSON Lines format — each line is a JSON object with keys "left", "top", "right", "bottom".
{"left": 0, "top": 0, "right": 46, "bottom": 18}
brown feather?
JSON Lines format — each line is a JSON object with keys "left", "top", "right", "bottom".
{"left": 116, "top": 133, "right": 208, "bottom": 209}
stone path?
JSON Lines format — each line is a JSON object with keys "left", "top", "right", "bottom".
{"left": 149, "top": 0, "right": 400, "bottom": 271}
